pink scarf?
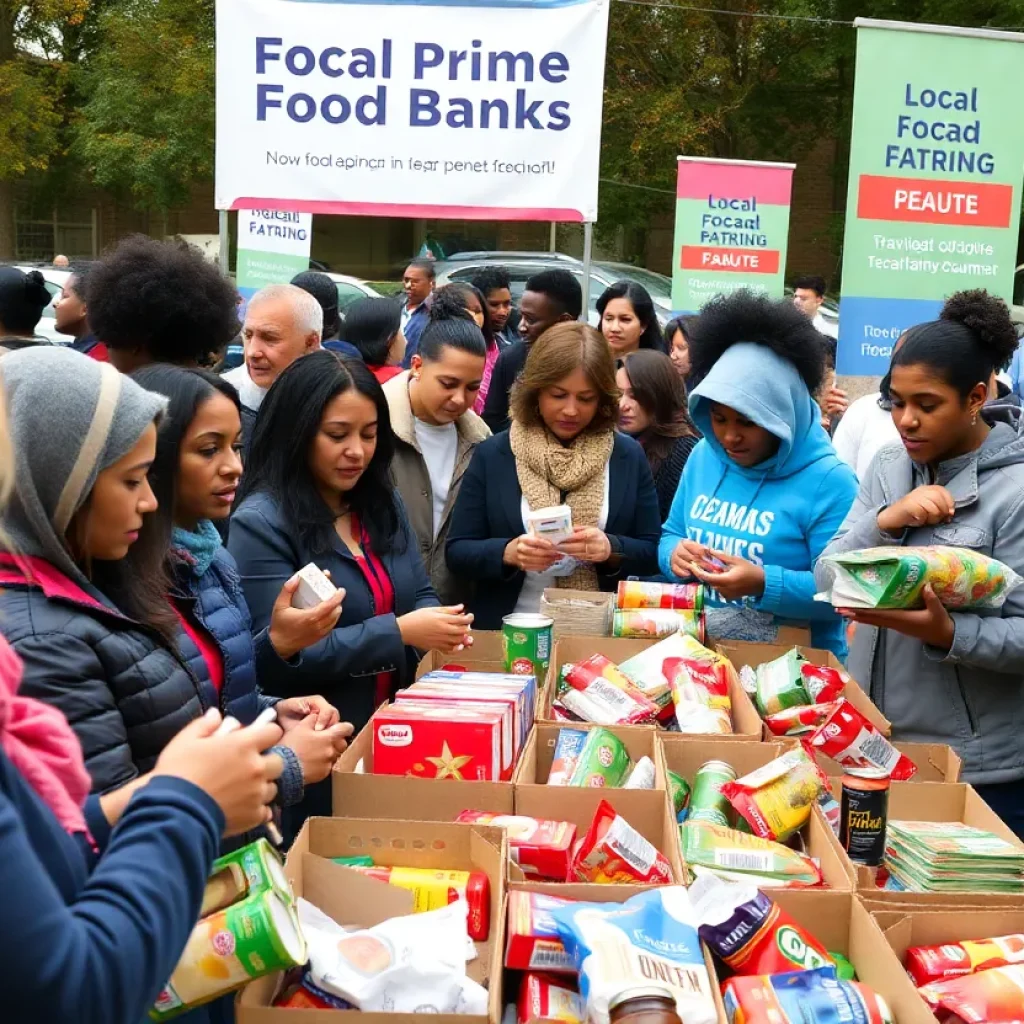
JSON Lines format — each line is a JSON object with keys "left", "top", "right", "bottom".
{"left": 0, "top": 635, "right": 91, "bottom": 835}
{"left": 474, "top": 339, "right": 500, "bottom": 415}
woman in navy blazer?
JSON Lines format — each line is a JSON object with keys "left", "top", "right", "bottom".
{"left": 446, "top": 322, "right": 661, "bottom": 629}
{"left": 228, "top": 351, "right": 473, "bottom": 825}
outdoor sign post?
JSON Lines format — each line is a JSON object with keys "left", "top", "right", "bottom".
{"left": 235, "top": 208, "right": 314, "bottom": 300}
{"left": 837, "top": 19, "right": 1024, "bottom": 376}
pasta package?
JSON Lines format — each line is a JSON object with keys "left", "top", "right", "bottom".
{"left": 819, "top": 546, "right": 1022, "bottom": 610}
{"left": 680, "top": 822, "right": 823, "bottom": 887}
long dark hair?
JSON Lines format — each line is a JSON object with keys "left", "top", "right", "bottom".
{"left": 430, "top": 282, "right": 495, "bottom": 347}
{"left": 620, "top": 350, "right": 695, "bottom": 472}
{"left": 597, "top": 281, "right": 665, "bottom": 353}
{"left": 236, "top": 350, "right": 402, "bottom": 555}
{"left": 340, "top": 297, "right": 402, "bottom": 365}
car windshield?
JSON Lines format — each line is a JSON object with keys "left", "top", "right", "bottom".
{"left": 597, "top": 263, "right": 673, "bottom": 303}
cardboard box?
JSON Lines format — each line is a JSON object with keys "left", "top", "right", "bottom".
{"left": 415, "top": 632, "right": 507, "bottom": 679}
{"left": 715, "top": 639, "right": 891, "bottom": 737}
{"left": 541, "top": 635, "right": 762, "bottom": 738}
{"left": 657, "top": 736, "right": 855, "bottom": 891}
{"left": 811, "top": 740, "right": 962, "bottom": 783}
{"left": 237, "top": 817, "right": 507, "bottom": 1023}
{"left": 332, "top": 718, "right": 514, "bottom": 821}
{"left": 513, "top": 721, "right": 663, "bottom": 789}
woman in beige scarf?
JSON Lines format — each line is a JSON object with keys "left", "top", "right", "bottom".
{"left": 446, "top": 322, "right": 662, "bottom": 627}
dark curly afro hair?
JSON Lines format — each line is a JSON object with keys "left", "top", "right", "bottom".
{"left": 86, "top": 234, "right": 240, "bottom": 363}
{"left": 687, "top": 289, "right": 827, "bottom": 394}
{"left": 940, "top": 289, "right": 1018, "bottom": 371}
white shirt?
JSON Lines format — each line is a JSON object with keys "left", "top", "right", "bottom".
{"left": 414, "top": 418, "right": 458, "bottom": 538}
{"left": 812, "top": 311, "right": 838, "bottom": 340}
{"left": 513, "top": 469, "right": 611, "bottom": 615}
{"left": 832, "top": 392, "right": 900, "bottom": 480}
{"left": 222, "top": 364, "right": 267, "bottom": 413}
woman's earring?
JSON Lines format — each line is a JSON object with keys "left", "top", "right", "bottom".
{"left": 972, "top": 412, "right": 978, "bottom": 425}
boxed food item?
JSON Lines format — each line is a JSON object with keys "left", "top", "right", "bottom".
{"left": 505, "top": 889, "right": 575, "bottom": 973}
{"left": 456, "top": 810, "right": 576, "bottom": 882}
{"left": 517, "top": 973, "right": 583, "bottom": 1024}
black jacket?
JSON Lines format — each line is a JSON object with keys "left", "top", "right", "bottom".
{"left": 651, "top": 434, "right": 699, "bottom": 521}
{"left": 481, "top": 342, "right": 530, "bottom": 434}
{"left": 0, "top": 555, "right": 205, "bottom": 794}
{"left": 445, "top": 430, "right": 662, "bottom": 628}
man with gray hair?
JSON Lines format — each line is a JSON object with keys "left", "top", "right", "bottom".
{"left": 223, "top": 283, "right": 323, "bottom": 445}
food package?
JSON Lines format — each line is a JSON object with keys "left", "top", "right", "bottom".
{"left": 274, "top": 975, "right": 353, "bottom": 1009}
{"left": 818, "top": 788, "right": 841, "bottom": 837}
{"left": 907, "top": 934, "right": 1024, "bottom": 987}
{"left": 616, "top": 580, "right": 704, "bottom": 610}
{"left": 722, "top": 967, "right": 892, "bottom": 1024}
{"left": 550, "top": 886, "right": 717, "bottom": 1024}
{"left": 456, "top": 810, "right": 576, "bottom": 881}
{"left": 763, "top": 702, "right": 840, "bottom": 738}
{"left": 721, "top": 747, "right": 830, "bottom": 842}
{"left": 566, "top": 727, "right": 631, "bottom": 788}
{"left": 669, "top": 770, "right": 692, "bottom": 821}
{"left": 644, "top": 634, "right": 736, "bottom": 734}
{"left": 819, "top": 545, "right": 1022, "bottom": 610}
{"left": 690, "top": 873, "right": 834, "bottom": 974}
{"left": 571, "top": 799, "right": 673, "bottom": 884}
{"left": 680, "top": 822, "right": 823, "bottom": 888}
{"left": 806, "top": 699, "right": 918, "bottom": 781}
{"left": 547, "top": 728, "right": 588, "bottom": 785}
{"left": 754, "top": 648, "right": 845, "bottom": 717}
{"left": 420, "top": 669, "right": 538, "bottom": 733}
{"left": 562, "top": 654, "right": 659, "bottom": 725}
{"left": 612, "top": 608, "right": 704, "bottom": 642}
{"left": 201, "top": 838, "right": 290, "bottom": 917}
{"left": 517, "top": 973, "right": 584, "bottom": 1024}
{"left": 918, "top": 963, "right": 1024, "bottom": 1023}
{"left": 298, "top": 897, "right": 487, "bottom": 1014}
{"left": 623, "top": 756, "right": 656, "bottom": 790}
{"left": 505, "top": 891, "right": 575, "bottom": 973}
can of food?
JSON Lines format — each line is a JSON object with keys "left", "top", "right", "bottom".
{"left": 503, "top": 613, "right": 553, "bottom": 681}
{"left": 688, "top": 760, "right": 737, "bottom": 828}
{"left": 342, "top": 865, "right": 491, "bottom": 941}
{"left": 151, "top": 889, "right": 306, "bottom": 1020}
{"left": 201, "top": 838, "right": 293, "bottom": 917}
{"left": 839, "top": 770, "right": 890, "bottom": 866}
{"left": 611, "top": 608, "right": 704, "bottom": 642}
{"left": 667, "top": 770, "right": 692, "bottom": 820}
{"left": 616, "top": 581, "right": 703, "bottom": 611}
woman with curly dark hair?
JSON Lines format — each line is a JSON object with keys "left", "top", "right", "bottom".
{"left": 658, "top": 290, "right": 857, "bottom": 656}
{"left": 86, "top": 234, "right": 240, "bottom": 372}
{"left": 816, "top": 291, "right": 1024, "bottom": 828}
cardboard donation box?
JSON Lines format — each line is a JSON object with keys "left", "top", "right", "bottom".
{"left": 657, "top": 737, "right": 855, "bottom": 890}
{"left": 237, "top": 818, "right": 507, "bottom": 1023}
{"left": 539, "top": 588, "right": 614, "bottom": 639}
{"left": 332, "top": 719, "right": 514, "bottom": 822}
{"left": 415, "top": 629, "right": 508, "bottom": 678}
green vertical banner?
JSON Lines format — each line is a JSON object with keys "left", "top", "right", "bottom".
{"left": 236, "top": 208, "right": 313, "bottom": 301}
{"left": 837, "top": 19, "right": 1024, "bottom": 375}
{"left": 671, "top": 156, "right": 795, "bottom": 314}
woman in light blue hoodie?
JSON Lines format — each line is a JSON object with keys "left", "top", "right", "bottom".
{"left": 658, "top": 291, "right": 858, "bottom": 657}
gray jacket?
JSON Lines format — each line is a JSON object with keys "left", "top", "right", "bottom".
{"left": 816, "top": 406, "right": 1024, "bottom": 784}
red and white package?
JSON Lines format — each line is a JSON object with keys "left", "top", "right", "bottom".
{"left": 505, "top": 890, "right": 575, "bottom": 972}
{"left": 763, "top": 701, "right": 840, "bottom": 738}
{"left": 456, "top": 810, "right": 576, "bottom": 881}
{"left": 806, "top": 698, "right": 917, "bottom": 781}
{"left": 918, "top": 963, "right": 1024, "bottom": 1023}
{"left": 801, "top": 663, "right": 847, "bottom": 704}
{"left": 570, "top": 799, "right": 673, "bottom": 884}
{"left": 563, "top": 654, "right": 659, "bottom": 725}
{"left": 907, "top": 935, "right": 1024, "bottom": 987}
{"left": 518, "top": 973, "right": 584, "bottom": 1024}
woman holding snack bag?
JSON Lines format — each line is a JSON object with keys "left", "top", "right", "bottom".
{"left": 658, "top": 290, "right": 858, "bottom": 656}
{"left": 446, "top": 321, "right": 661, "bottom": 627}
{"left": 816, "top": 290, "right": 1024, "bottom": 832}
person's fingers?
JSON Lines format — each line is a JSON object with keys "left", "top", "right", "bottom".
{"left": 274, "top": 575, "right": 300, "bottom": 610}
{"left": 262, "top": 780, "right": 278, "bottom": 805}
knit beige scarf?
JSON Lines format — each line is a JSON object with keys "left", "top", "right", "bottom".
{"left": 510, "top": 420, "right": 613, "bottom": 590}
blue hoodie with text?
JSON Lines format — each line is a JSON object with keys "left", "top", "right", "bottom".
{"left": 658, "top": 342, "right": 858, "bottom": 657}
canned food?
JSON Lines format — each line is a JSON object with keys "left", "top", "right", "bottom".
{"left": 201, "top": 838, "right": 292, "bottom": 918}
{"left": 503, "top": 613, "right": 553, "bottom": 681}
{"left": 839, "top": 770, "right": 890, "bottom": 866}
{"left": 616, "top": 581, "right": 703, "bottom": 611}
{"left": 611, "top": 609, "right": 705, "bottom": 642}
{"left": 688, "top": 760, "right": 737, "bottom": 828}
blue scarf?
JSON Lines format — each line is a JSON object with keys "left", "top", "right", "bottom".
{"left": 172, "top": 520, "right": 223, "bottom": 577}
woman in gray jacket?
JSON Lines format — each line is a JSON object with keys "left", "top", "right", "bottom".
{"left": 817, "top": 290, "right": 1024, "bottom": 835}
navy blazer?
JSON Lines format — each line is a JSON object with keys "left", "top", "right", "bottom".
{"left": 445, "top": 430, "right": 662, "bottom": 629}
{"left": 227, "top": 492, "right": 439, "bottom": 736}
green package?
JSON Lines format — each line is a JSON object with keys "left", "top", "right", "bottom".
{"left": 830, "top": 952, "right": 856, "bottom": 981}
{"left": 332, "top": 855, "right": 375, "bottom": 867}
{"left": 680, "top": 821, "right": 821, "bottom": 886}
{"left": 754, "top": 648, "right": 810, "bottom": 717}
{"left": 566, "top": 726, "right": 631, "bottom": 787}
{"left": 668, "top": 770, "right": 691, "bottom": 817}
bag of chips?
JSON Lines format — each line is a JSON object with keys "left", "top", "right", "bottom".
{"left": 722, "top": 968, "right": 892, "bottom": 1024}
{"left": 562, "top": 654, "right": 659, "bottom": 725}
{"left": 919, "top": 963, "right": 1024, "bottom": 1023}
{"left": 571, "top": 799, "right": 673, "bottom": 884}
{"left": 764, "top": 702, "right": 840, "bottom": 738}
{"left": 819, "top": 546, "right": 1022, "bottom": 610}
{"left": 754, "top": 649, "right": 845, "bottom": 717}
{"left": 907, "top": 933, "right": 1024, "bottom": 987}
{"left": 806, "top": 699, "right": 917, "bottom": 781}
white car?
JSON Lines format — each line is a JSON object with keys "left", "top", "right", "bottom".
{"left": 324, "top": 272, "right": 382, "bottom": 313}
{"left": 9, "top": 265, "right": 73, "bottom": 344}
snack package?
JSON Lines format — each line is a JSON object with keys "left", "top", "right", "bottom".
{"left": 819, "top": 545, "right": 1022, "bottom": 610}
{"left": 660, "top": 635, "right": 736, "bottom": 734}
{"left": 722, "top": 968, "right": 892, "bottom": 1024}
{"left": 721, "top": 747, "right": 830, "bottom": 842}
{"left": 763, "top": 702, "right": 840, "bottom": 738}
{"left": 518, "top": 973, "right": 584, "bottom": 1024}
{"left": 298, "top": 897, "right": 487, "bottom": 1014}
{"left": 680, "top": 822, "right": 823, "bottom": 887}
{"left": 907, "top": 934, "right": 1024, "bottom": 986}
{"left": 571, "top": 799, "right": 673, "bottom": 884}
{"left": 818, "top": 788, "right": 841, "bottom": 837}
{"left": 456, "top": 810, "right": 576, "bottom": 881}
{"left": 562, "top": 654, "right": 659, "bottom": 725}
{"left": 612, "top": 608, "right": 704, "bottom": 642}
{"left": 668, "top": 770, "right": 692, "bottom": 821}
{"left": 690, "top": 873, "right": 834, "bottom": 974}
{"left": 616, "top": 580, "right": 704, "bottom": 610}
{"left": 550, "top": 886, "right": 718, "bottom": 1024}
{"left": 566, "top": 727, "right": 631, "bottom": 788}
{"left": 754, "top": 649, "right": 846, "bottom": 717}
{"left": 918, "top": 963, "right": 1024, "bottom": 1023}
{"left": 274, "top": 976, "right": 353, "bottom": 1010}
{"left": 806, "top": 699, "right": 918, "bottom": 781}
{"left": 624, "top": 756, "right": 656, "bottom": 790}
{"left": 547, "top": 728, "right": 588, "bottom": 786}
{"left": 506, "top": 891, "right": 575, "bottom": 973}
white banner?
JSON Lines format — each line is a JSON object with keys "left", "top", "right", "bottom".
{"left": 215, "top": 0, "right": 610, "bottom": 222}
{"left": 237, "top": 208, "right": 313, "bottom": 256}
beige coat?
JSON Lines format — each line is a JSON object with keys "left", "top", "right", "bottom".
{"left": 383, "top": 370, "right": 491, "bottom": 605}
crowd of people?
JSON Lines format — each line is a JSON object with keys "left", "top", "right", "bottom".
{"left": 1, "top": 235, "right": 1024, "bottom": 1022}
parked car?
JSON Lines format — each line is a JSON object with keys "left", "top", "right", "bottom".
{"left": 325, "top": 273, "right": 382, "bottom": 313}
{"left": 5, "top": 264, "right": 74, "bottom": 344}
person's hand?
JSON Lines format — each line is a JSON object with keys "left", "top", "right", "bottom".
{"left": 275, "top": 695, "right": 340, "bottom": 732}
{"left": 503, "top": 534, "right": 563, "bottom": 573}
{"left": 669, "top": 539, "right": 711, "bottom": 579}
{"left": 152, "top": 709, "right": 284, "bottom": 836}
{"left": 557, "top": 526, "right": 612, "bottom": 564}
{"left": 398, "top": 605, "right": 475, "bottom": 653}
{"left": 689, "top": 549, "right": 766, "bottom": 601}
{"left": 823, "top": 386, "right": 849, "bottom": 419}
{"left": 839, "top": 584, "right": 954, "bottom": 651}
{"left": 876, "top": 485, "right": 955, "bottom": 534}
{"left": 268, "top": 574, "right": 345, "bottom": 660}
{"left": 280, "top": 715, "right": 354, "bottom": 784}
